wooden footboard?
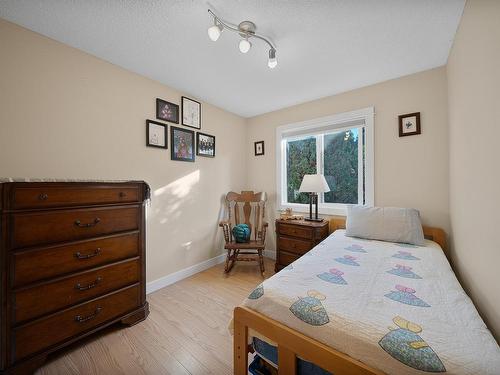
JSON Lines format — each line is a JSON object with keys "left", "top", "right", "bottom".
{"left": 233, "top": 306, "right": 384, "bottom": 375}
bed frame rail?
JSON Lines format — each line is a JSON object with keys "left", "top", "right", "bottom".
{"left": 234, "top": 306, "right": 383, "bottom": 375}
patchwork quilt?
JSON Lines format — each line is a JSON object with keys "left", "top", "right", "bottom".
{"left": 242, "top": 230, "right": 500, "bottom": 374}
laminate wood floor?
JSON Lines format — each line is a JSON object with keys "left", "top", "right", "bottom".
{"left": 36, "top": 257, "right": 275, "bottom": 375}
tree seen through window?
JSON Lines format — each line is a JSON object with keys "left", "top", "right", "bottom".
{"left": 285, "top": 128, "right": 360, "bottom": 205}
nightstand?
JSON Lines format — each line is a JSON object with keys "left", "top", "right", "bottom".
{"left": 275, "top": 219, "right": 329, "bottom": 271}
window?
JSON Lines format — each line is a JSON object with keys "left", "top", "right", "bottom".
{"left": 277, "top": 107, "right": 374, "bottom": 215}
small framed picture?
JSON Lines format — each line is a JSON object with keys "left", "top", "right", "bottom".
{"left": 156, "top": 98, "right": 179, "bottom": 124}
{"left": 399, "top": 112, "right": 421, "bottom": 137}
{"left": 182, "top": 96, "right": 201, "bottom": 129}
{"left": 254, "top": 141, "right": 265, "bottom": 156}
{"left": 171, "top": 126, "right": 195, "bottom": 162}
{"left": 196, "top": 132, "right": 215, "bottom": 158}
{"left": 146, "top": 120, "right": 167, "bottom": 149}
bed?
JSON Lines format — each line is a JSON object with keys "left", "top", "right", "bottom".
{"left": 233, "top": 218, "right": 500, "bottom": 374}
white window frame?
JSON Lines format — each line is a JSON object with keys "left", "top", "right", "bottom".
{"left": 276, "top": 107, "right": 375, "bottom": 216}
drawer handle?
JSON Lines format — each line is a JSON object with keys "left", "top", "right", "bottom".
{"left": 119, "top": 192, "right": 126, "bottom": 198}
{"left": 38, "top": 193, "right": 48, "bottom": 201}
{"left": 75, "top": 276, "right": 102, "bottom": 291}
{"left": 75, "top": 218, "right": 101, "bottom": 228}
{"left": 74, "top": 307, "right": 102, "bottom": 323}
{"left": 75, "top": 247, "right": 101, "bottom": 259}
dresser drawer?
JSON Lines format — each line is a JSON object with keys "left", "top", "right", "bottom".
{"left": 11, "top": 185, "right": 140, "bottom": 209}
{"left": 278, "top": 236, "right": 313, "bottom": 255}
{"left": 14, "top": 284, "right": 140, "bottom": 361}
{"left": 12, "top": 232, "right": 140, "bottom": 287}
{"left": 278, "top": 251, "right": 301, "bottom": 266}
{"left": 278, "top": 224, "right": 313, "bottom": 239}
{"left": 11, "top": 206, "right": 140, "bottom": 249}
{"left": 14, "top": 258, "right": 140, "bottom": 323}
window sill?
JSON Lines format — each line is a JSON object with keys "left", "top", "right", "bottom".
{"left": 279, "top": 203, "right": 347, "bottom": 217}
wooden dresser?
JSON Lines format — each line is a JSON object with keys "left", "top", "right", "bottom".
{"left": 275, "top": 219, "right": 329, "bottom": 272}
{"left": 0, "top": 181, "right": 149, "bottom": 374}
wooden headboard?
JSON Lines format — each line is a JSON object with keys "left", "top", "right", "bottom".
{"left": 329, "top": 218, "right": 448, "bottom": 258}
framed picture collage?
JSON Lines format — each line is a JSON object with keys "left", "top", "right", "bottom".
{"left": 146, "top": 96, "right": 215, "bottom": 161}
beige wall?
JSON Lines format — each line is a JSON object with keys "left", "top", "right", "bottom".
{"left": 0, "top": 19, "right": 247, "bottom": 283}
{"left": 247, "top": 67, "right": 450, "bottom": 252}
{"left": 447, "top": 0, "right": 500, "bottom": 340}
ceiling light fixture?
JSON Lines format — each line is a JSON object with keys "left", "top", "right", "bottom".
{"left": 207, "top": 9, "right": 277, "bottom": 69}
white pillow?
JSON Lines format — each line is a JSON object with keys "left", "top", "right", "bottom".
{"left": 345, "top": 205, "right": 425, "bottom": 245}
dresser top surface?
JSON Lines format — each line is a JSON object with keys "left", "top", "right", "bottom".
{"left": 0, "top": 178, "right": 146, "bottom": 184}
{"left": 276, "top": 218, "right": 329, "bottom": 228}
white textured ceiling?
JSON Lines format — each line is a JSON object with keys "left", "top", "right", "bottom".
{"left": 0, "top": 0, "right": 465, "bottom": 118}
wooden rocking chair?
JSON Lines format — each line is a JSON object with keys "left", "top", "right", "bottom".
{"left": 219, "top": 191, "right": 268, "bottom": 274}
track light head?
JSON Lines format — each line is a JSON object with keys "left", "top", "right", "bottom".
{"left": 268, "top": 48, "right": 277, "bottom": 68}
{"left": 208, "top": 20, "right": 223, "bottom": 42}
{"left": 239, "top": 38, "right": 252, "bottom": 54}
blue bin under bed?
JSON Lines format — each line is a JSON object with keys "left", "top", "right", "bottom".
{"left": 250, "top": 337, "right": 332, "bottom": 375}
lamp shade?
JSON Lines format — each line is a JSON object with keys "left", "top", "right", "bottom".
{"left": 298, "top": 174, "right": 330, "bottom": 193}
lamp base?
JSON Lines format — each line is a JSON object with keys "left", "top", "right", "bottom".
{"left": 304, "top": 217, "right": 324, "bottom": 222}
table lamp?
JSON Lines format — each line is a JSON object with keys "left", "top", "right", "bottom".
{"left": 299, "top": 174, "right": 330, "bottom": 222}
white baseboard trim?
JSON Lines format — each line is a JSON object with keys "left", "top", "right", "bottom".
{"left": 146, "top": 250, "right": 277, "bottom": 294}
{"left": 146, "top": 253, "right": 226, "bottom": 294}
